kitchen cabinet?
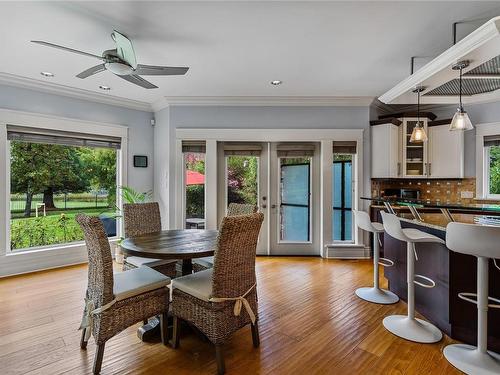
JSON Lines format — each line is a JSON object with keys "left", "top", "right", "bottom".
{"left": 371, "top": 118, "right": 464, "bottom": 179}
{"left": 371, "top": 123, "right": 401, "bottom": 178}
{"left": 428, "top": 123, "right": 464, "bottom": 178}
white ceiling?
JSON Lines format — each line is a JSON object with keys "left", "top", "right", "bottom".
{"left": 1, "top": 1, "right": 500, "bottom": 108}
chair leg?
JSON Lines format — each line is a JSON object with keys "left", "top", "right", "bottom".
{"left": 80, "top": 328, "right": 88, "bottom": 349}
{"left": 251, "top": 322, "right": 260, "bottom": 348}
{"left": 93, "top": 343, "right": 105, "bottom": 375}
{"left": 171, "top": 316, "right": 181, "bottom": 348}
{"left": 160, "top": 312, "right": 169, "bottom": 346}
{"left": 215, "top": 344, "right": 225, "bottom": 375}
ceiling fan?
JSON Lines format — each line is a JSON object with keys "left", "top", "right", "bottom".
{"left": 31, "top": 30, "right": 189, "bottom": 89}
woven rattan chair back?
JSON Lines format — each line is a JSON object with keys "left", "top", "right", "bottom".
{"left": 123, "top": 202, "right": 161, "bottom": 237}
{"left": 76, "top": 214, "right": 114, "bottom": 308}
{"left": 227, "top": 203, "right": 257, "bottom": 216}
{"left": 212, "top": 212, "right": 264, "bottom": 299}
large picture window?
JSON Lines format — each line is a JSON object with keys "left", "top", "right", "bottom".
{"left": 8, "top": 126, "right": 119, "bottom": 251}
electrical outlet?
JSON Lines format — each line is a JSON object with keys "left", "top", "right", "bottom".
{"left": 460, "top": 191, "right": 474, "bottom": 199}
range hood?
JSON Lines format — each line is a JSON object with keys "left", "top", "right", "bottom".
{"left": 379, "top": 16, "right": 500, "bottom": 105}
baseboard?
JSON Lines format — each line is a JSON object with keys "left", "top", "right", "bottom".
{"left": 326, "top": 244, "right": 371, "bottom": 259}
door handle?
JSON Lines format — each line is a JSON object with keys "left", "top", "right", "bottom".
{"left": 271, "top": 204, "right": 277, "bottom": 209}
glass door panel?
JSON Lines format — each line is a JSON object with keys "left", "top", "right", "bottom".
{"left": 226, "top": 155, "right": 259, "bottom": 207}
{"left": 184, "top": 152, "right": 205, "bottom": 229}
{"left": 280, "top": 159, "right": 311, "bottom": 242}
{"left": 333, "top": 155, "right": 353, "bottom": 242}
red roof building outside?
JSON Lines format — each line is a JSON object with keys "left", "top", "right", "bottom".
{"left": 186, "top": 170, "right": 205, "bottom": 185}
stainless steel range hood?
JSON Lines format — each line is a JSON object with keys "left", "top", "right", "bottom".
{"left": 379, "top": 17, "right": 500, "bottom": 105}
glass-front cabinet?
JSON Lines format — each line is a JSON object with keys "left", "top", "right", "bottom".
{"left": 402, "top": 117, "right": 429, "bottom": 177}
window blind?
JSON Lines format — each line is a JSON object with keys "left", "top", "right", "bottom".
{"left": 332, "top": 141, "right": 357, "bottom": 154}
{"left": 182, "top": 140, "right": 206, "bottom": 153}
{"left": 276, "top": 143, "right": 315, "bottom": 157}
{"left": 7, "top": 125, "right": 122, "bottom": 149}
{"left": 223, "top": 142, "right": 262, "bottom": 156}
{"left": 484, "top": 135, "right": 500, "bottom": 147}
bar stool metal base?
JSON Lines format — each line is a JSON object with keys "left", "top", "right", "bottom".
{"left": 444, "top": 344, "right": 500, "bottom": 375}
{"left": 383, "top": 315, "right": 442, "bottom": 343}
{"left": 355, "top": 287, "right": 399, "bottom": 304}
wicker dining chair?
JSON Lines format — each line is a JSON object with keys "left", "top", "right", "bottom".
{"left": 192, "top": 203, "right": 258, "bottom": 273}
{"left": 171, "top": 212, "right": 264, "bottom": 375}
{"left": 122, "top": 202, "right": 177, "bottom": 278}
{"left": 76, "top": 214, "right": 171, "bottom": 374}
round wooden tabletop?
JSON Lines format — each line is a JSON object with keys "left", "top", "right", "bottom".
{"left": 120, "top": 229, "right": 218, "bottom": 260}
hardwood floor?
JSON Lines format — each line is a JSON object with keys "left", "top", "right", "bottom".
{"left": 0, "top": 257, "right": 462, "bottom": 374}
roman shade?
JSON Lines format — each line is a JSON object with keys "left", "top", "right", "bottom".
{"left": 223, "top": 142, "right": 262, "bottom": 156}
{"left": 182, "top": 140, "right": 206, "bottom": 153}
{"left": 7, "top": 125, "right": 121, "bottom": 149}
{"left": 484, "top": 135, "right": 500, "bottom": 147}
{"left": 333, "top": 141, "right": 357, "bottom": 154}
{"left": 276, "top": 142, "right": 315, "bottom": 157}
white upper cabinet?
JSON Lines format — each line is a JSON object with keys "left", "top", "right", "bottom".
{"left": 371, "top": 117, "right": 464, "bottom": 179}
{"left": 428, "top": 123, "right": 464, "bottom": 178}
{"left": 371, "top": 122, "right": 401, "bottom": 178}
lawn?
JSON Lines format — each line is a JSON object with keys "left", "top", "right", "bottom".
{"left": 10, "top": 207, "right": 115, "bottom": 250}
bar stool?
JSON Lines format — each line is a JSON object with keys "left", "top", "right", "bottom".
{"left": 444, "top": 222, "right": 500, "bottom": 375}
{"left": 381, "top": 212, "right": 443, "bottom": 343}
{"left": 353, "top": 210, "right": 399, "bottom": 304}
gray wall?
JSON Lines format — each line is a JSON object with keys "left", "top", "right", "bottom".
{"left": 432, "top": 101, "right": 500, "bottom": 177}
{"left": 0, "top": 84, "right": 154, "bottom": 192}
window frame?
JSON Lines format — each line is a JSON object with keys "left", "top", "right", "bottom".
{"left": 484, "top": 145, "right": 500, "bottom": 199}
{"left": 476, "top": 122, "right": 500, "bottom": 200}
{"left": 0, "top": 109, "right": 127, "bottom": 274}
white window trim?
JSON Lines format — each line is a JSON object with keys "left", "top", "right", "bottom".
{"left": 476, "top": 122, "right": 500, "bottom": 199}
{"left": 0, "top": 109, "right": 128, "bottom": 277}
{"left": 174, "top": 128, "right": 364, "bottom": 257}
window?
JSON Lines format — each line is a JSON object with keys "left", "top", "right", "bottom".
{"left": 183, "top": 141, "right": 206, "bottom": 229}
{"left": 332, "top": 141, "right": 356, "bottom": 242}
{"left": 8, "top": 126, "right": 119, "bottom": 251}
{"left": 486, "top": 144, "right": 500, "bottom": 198}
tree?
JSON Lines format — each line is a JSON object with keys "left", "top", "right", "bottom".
{"left": 78, "top": 148, "right": 117, "bottom": 206}
{"left": 10, "top": 142, "right": 89, "bottom": 217}
{"left": 489, "top": 146, "right": 500, "bottom": 194}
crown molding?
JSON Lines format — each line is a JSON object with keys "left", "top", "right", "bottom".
{"left": 0, "top": 72, "right": 153, "bottom": 112}
{"left": 152, "top": 95, "right": 374, "bottom": 111}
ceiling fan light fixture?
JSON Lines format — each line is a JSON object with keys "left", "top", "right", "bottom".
{"left": 104, "top": 62, "right": 133, "bottom": 76}
{"left": 99, "top": 85, "right": 111, "bottom": 91}
{"left": 271, "top": 80, "right": 282, "bottom": 86}
{"left": 40, "top": 71, "right": 54, "bottom": 77}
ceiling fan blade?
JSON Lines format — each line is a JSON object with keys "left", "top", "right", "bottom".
{"left": 117, "top": 74, "right": 158, "bottom": 89}
{"left": 31, "top": 40, "right": 104, "bottom": 60}
{"left": 112, "top": 30, "right": 137, "bottom": 69}
{"left": 135, "top": 64, "right": 189, "bottom": 76}
{"left": 76, "top": 64, "right": 106, "bottom": 79}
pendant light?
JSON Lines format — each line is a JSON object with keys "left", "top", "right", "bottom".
{"left": 410, "top": 86, "right": 428, "bottom": 143}
{"left": 449, "top": 60, "right": 473, "bottom": 131}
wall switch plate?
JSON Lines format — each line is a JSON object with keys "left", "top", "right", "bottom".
{"left": 461, "top": 191, "right": 474, "bottom": 199}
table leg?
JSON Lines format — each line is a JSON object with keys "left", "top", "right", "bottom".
{"left": 182, "top": 259, "right": 193, "bottom": 275}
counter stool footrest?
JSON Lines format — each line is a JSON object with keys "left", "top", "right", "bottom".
{"left": 458, "top": 292, "right": 500, "bottom": 308}
{"left": 378, "top": 257, "right": 394, "bottom": 267}
{"left": 414, "top": 274, "right": 436, "bottom": 289}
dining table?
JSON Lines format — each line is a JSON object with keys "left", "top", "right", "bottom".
{"left": 120, "top": 228, "right": 219, "bottom": 341}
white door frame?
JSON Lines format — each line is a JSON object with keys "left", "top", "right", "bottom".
{"left": 175, "top": 128, "right": 365, "bottom": 257}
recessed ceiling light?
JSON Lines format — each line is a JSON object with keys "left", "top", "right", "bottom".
{"left": 271, "top": 80, "right": 282, "bottom": 86}
{"left": 99, "top": 85, "right": 111, "bottom": 91}
{"left": 40, "top": 71, "right": 54, "bottom": 77}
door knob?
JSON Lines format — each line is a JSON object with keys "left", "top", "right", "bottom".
{"left": 271, "top": 204, "right": 277, "bottom": 209}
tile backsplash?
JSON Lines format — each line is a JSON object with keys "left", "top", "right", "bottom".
{"left": 371, "top": 178, "right": 477, "bottom": 204}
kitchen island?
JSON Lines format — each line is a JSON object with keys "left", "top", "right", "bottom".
{"left": 364, "top": 197, "right": 500, "bottom": 352}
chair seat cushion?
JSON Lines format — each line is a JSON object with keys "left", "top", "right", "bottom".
{"left": 193, "top": 256, "right": 214, "bottom": 269}
{"left": 172, "top": 269, "right": 213, "bottom": 302}
{"left": 113, "top": 266, "right": 170, "bottom": 301}
{"left": 125, "top": 256, "right": 176, "bottom": 268}
{"left": 402, "top": 228, "right": 444, "bottom": 244}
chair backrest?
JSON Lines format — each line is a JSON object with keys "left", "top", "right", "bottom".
{"left": 212, "top": 212, "right": 264, "bottom": 298}
{"left": 447, "top": 222, "right": 500, "bottom": 259}
{"left": 227, "top": 203, "right": 257, "bottom": 216}
{"left": 123, "top": 202, "right": 161, "bottom": 237}
{"left": 353, "top": 210, "right": 378, "bottom": 233}
{"left": 381, "top": 212, "right": 407, "bottom": 242}
{"left": 76, "top": 214, "right": 114, "bottom": 307}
